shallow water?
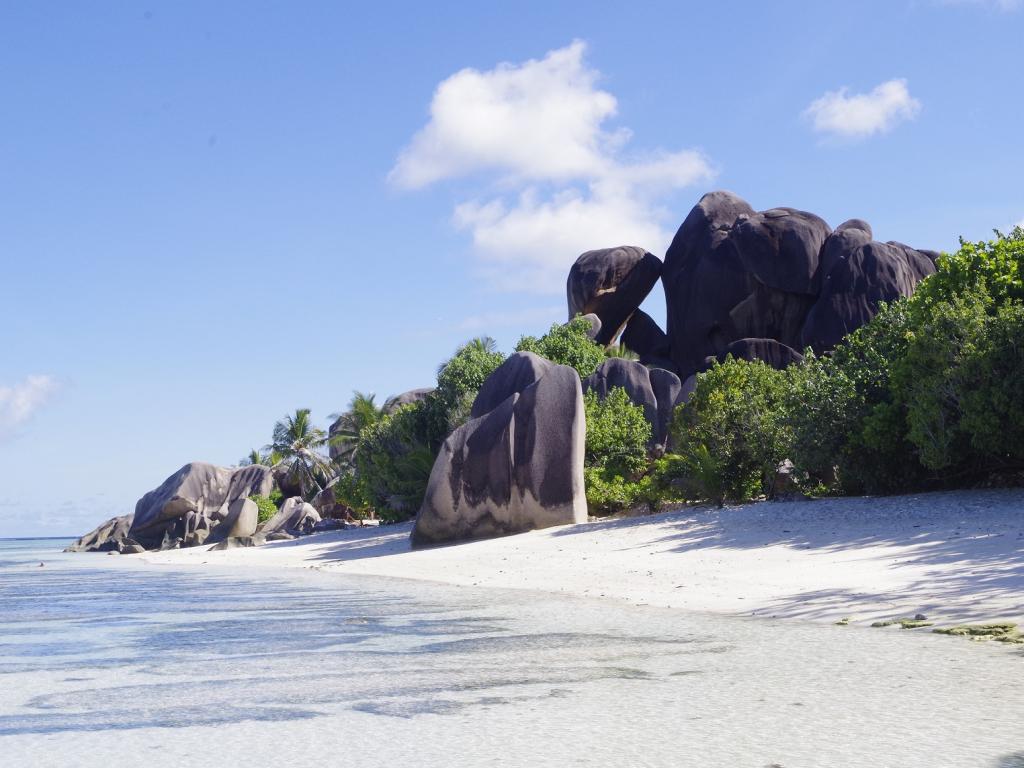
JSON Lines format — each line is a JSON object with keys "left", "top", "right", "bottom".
{"left": 1, "top": 539, "right": 1022, "bottom": 768}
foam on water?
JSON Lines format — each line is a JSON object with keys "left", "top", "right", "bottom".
{"left": 1, "top": 539, "right": 1022, "bottom": 768}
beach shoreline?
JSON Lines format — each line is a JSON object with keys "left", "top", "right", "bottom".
{"left": 133, "top": 488, "right": 1024, "bottom": 628}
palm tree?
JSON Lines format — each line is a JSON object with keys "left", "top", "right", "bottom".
{"left": 268, "top": 408, "right": 332, "bottom": 497}
{"left": 436, "top": 336, "right": 498, "bottom": 376}
{"left": 239, "top": 447, "right": 284, "bottom": 467}
{"left": 329, "top": 391, "right": 384, "bottom": 466}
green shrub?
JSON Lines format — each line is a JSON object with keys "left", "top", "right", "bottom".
{"left": 584, "top": 388, "right": 651, "bottom": 477}
{"left": 958, "top": 302, "right": 1024, "bottom": 465}
{"left": 332, "top": 470, "right": 373, "bottom": 519}
{"left": 435, "top": 337, "right": 506, "bottom": 425}
{"left": 250, "top": 494, "right": 278, "bottom": 524}
{"left": 516, "top": 316, "right": 606, "bottom": 379}
{"left": 673, "top": 357, "right": 790, "bottom": 503}
{"left": 887, "top": 228, "right": 1024, "bottom": 477}
{"left": 582, "top": 387, "right": 653, "bottom": 515}
{"left": 355, "top": 402, "right": 440, "bottom": 522}
{"left": 785, "top": 301, "right": 926, "bottom": 494}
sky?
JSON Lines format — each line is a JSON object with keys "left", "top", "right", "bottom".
{"left": 2, "top": 0, "right": 1023, "bottom": 537}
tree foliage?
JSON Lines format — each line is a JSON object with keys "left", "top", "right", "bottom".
{"left": 515, "top": 316, "right": 606, "bottom": 379}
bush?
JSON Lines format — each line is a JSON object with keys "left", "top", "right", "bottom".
{"left": 874, "top": 228, "right": 1024, "bottom": 479}
{"left": 332, "top": 470, "right": 373, "bottom": 519}
{"left": 584, "top": 388, "right": 651, "bottom": 477}
{"left": 435, "top": 337, "right": 506, "bottom": 426}
{"left": 582, "top": 387, "right": 653, "bottom": 515}
{"left": 355, "top": 402, "right": 440, "bottom": 522}
{"left": 673, "top": 357, "right": 790, "bottom": 503}
{"left": 516, "top": 316, "right": 606, "bottom": 379}
{"left": 250, "top": 494, "right": 278, "bottom": 524}
{"left": 958, "top": 302, "right": 1024, "bottom": 465}
{"left": 786, "top": 301, "right": 926, "bottom": 494}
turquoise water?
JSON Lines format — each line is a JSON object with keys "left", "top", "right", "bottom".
{"left": 1, "top": 538, "right": 1022, "bottom": 768}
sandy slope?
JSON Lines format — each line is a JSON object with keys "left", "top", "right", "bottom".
{"left": 139, "top": 488, "right": 1024, "bottom": 626}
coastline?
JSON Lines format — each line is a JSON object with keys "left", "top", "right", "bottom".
{"left": 135, "top": 487, "right": 1024, "bottom": 628}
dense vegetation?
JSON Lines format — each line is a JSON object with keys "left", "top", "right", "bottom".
{"left": 244, "top": 228, "right": 1023, "bottom": 521}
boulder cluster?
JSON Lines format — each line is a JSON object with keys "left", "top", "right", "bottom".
{"left": 571, "top": 190, "right": 938, "bottom": 384}
{"left": 69, "top": 190, "right": 937, "bottom": 554}
{"left": 66, "top": 462, "right": 348, "bottom": 554}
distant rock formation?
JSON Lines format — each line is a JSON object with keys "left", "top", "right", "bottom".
{"left": 412, "top": 351, "right": 587, "bottom": 547}
{"left": 66, "top": 462, "right": 274, "bottom": 553}
{"left": 566, "top": 246, "right": 662, "bottom": 346}
{"left": 660, "top": 191, "right": 936, "bottom": 378}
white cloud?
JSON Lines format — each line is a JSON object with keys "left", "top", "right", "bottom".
{"left": 0, "top": 375, "right": 58, "bottom": 439}
{"left": 391, "top": 41, "right": 715, "bottom": 292}
{"left": 804, "top": 79, "right": 921, "bottom": 140}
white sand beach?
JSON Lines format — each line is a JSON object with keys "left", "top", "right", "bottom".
{"left": 139, "top": 488, "right": 1024, "bottom": 628}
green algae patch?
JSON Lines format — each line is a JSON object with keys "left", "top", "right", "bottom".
{"left": 898, "top": 619, "right": 934, "bottom": 629}
{"left": 932, "top": 622, "right": 1017, "bottom": 637}
{"left": 932, "top": 622, "right": 1023, "bottom": 644}
{"left": 870, "top": 617, "right": 933, "bottom": 629}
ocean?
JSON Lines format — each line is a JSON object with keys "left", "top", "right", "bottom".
{"left": 1, "top": 537, "right": 1022, "bottom": 768}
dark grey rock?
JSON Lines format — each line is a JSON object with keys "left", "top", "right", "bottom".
{"left": 663, "top": 191, "right": 759, "bottom": 377}
{"left": 583, "top": 358, "right": 681, "bottom": 453}
{"left": 65, "top": 514, "right": 134, "bottom": 553}
{"left": 578, "top": 313, "right": 603, "bottom": 341}
{"left": 125, "top": 462, "right": 274, "bottom": 550}
{"left": 801, "top": 240, "right": 937, "bottom": 353}
{"left": 383, "top": 387, "right": 435, "bottom": 415}
{"left": 412, "top": 359, "right": 587, "bottom": 547}
{"left": 567, "top": 246, "right": 663, "bottom": 345}
{"left": 470, "top": 351, "right": 554, "bottom": 419}
{"left": 621, "top": 309, "right": 671, "bottom": 363}
{"left": 664, "top": 191, "right": 934, "bottom": 376}
{"left": 711, "top": 338, "right": 804, "bottom": 369}
{"left": 731, "top": 207, "right": 831, "bottom": 295}
{"left": 258, "top": 497, "right": 321, "bottom": 536}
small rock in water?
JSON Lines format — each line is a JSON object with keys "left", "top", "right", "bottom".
{"left": 914, "top": 613, "right": 928, "bottom": 621}
{"left": 38, "top": 562, "right": 44, "bottom": 567}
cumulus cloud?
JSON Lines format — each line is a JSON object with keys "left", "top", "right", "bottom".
{"left": 804, "top": 79, "right": 921, "bottom": 140}
{"left": 391, "top": 41, "right": 714, "bottom": 292}
{"left": 0, "top": 375, "right": 58, "bottom": 439}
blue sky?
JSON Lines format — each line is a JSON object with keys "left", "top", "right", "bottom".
{"left": 2, "top": 1, "right": 1022, "bottom": 536}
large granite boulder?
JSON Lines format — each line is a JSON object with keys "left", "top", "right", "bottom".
{"left": 258, "top": 496, "right": 321, "bottom": 536}
{"left": 65, "top": 514, "right": 135, "bottom": 553}
{"left": 412, "top": 352, "right": 587, "bottom": 547}
{"left": 801, "top": 240, "right": 938, "bottom": 353}
{"left": 129, "top": 462, "right": 274, "bottom": 549}
{"left": 582, "top": 358, "right": 681, "bottom": 453}
{"left": 663, "top": 191, "right": 935, "bottom": 378}
{"left": 68, "top": 462, "right": 275, "bottom": 553}
{"left": 383, "top": 387, "right": 435, "bottom": 415}
{"left": 567, "top": 246, "right": 662, "bottom": 346}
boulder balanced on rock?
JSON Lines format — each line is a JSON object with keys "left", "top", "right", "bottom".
{"left": 412, "top": 352, "right": 587, "bottom": 547}
{"left": 567, "top": 246, "right": 662, "bottom": 346}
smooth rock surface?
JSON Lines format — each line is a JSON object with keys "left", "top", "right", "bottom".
{"left": 583, "top": 358, "right": 681, "bottom": 452}
{"left": 567, "top": 246, "right": 662, "bottom": 345}
{"left": 259, "top": 497, "right": 321, "bottom": 536}
{"left": 413, "top": 357, "right": 587, "bottom": 547}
